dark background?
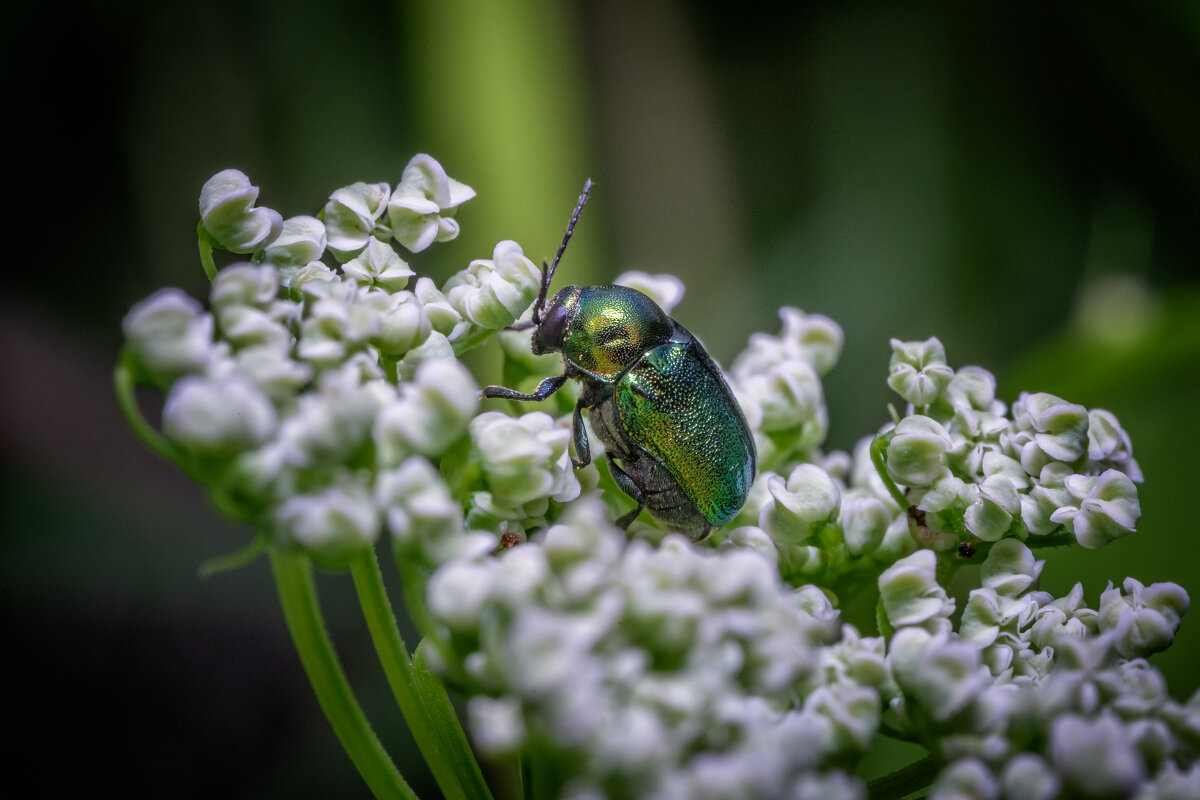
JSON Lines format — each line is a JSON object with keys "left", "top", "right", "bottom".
{"left": 5, "top": 1, "right": 1199, "bottom": 796}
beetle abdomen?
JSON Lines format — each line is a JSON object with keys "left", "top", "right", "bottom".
{"left": 613, "top": 334, "right": 756, "bottom": 528}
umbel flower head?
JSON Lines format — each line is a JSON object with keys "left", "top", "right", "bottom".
{"left": 117, "top": 160, "right": 1195, "bottom": 800}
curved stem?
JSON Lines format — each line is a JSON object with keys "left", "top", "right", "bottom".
{"left": 351, "top": 549, "right": 492, "bottom": 800}
{"left": 270, "top": 547, "right": 416, "bottom": 800}
{"left": 113, "top": 357, "right": 180, "bottom": 465}
{"left": 866, "top": 754, "right": 938, "bottom": 800}
{"left": 197, "top": 222, "right": 218, "bottom": 281}
{"left": 869, "top": 435, "right": 910, "bottom": 510}
{"left": 198, "top": 534, "right": 268, "bottom": 578}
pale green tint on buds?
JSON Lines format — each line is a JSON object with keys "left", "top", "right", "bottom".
{"left": 387, "top": 154, "right": 475, "bottom": 253}
{"left": 264, "top": 216, "right": 327, "bottom": 267}
{"left": 371, "top": 290, "right": 430, "bottom": 356}
{"left": 274, "top": 476, "right": 380, "bottom": 567}
{"left": 199, "top": 169, "right": 283, "bottom": 253}
{"left": 323, "top": 181, "right": 391, "bottom": 257}
{"left": 444, "top": 240, "right": 541, "bottom": 330}
{"left": 1099, "top": 577, "right": 1189, "bottom": 658}
{"left": 1049, "top": 712, "right": 1145, "bottom": 798}
{"left": 376, "top": 457, "right": 468, "bottom": 565}
{"left": 375, "top": 358, "right": 479, "bottom": 461}
{"left": 878, "top": 550, "right": 955, "bottom": 633}
{"left": 888, "top": 627, "right": 990, "bottom": 721}
{"left": 162, "top": 373, "right": 276, "bottom": 455}
{"left": 210, "top": 263, "right": 280, "bottom": 313}
{"left": 469, "top": 411, "right": 581, "bottom": 507}
{"left": 614, "top": 271, "right": 686, "bottom": 315}
{"left": 886, "top": 415, "right": 952, "bottom": 487}
{"left": 963, "top": 474, "right": 1022, "bottom": 541}
{"left": 760, "top": 464, "right": 841, "bottom": 544}
{"left": 1010, "top": 392, "right": 1090, "bottom": 475}
{"left": 888, "top": 337, "right": 955, "bottom": 407}
{"left": 1087, "top": 408, "right": 1143, "bottom": 482}
{"left": 122, "top": 289, "right": 216, "bottom": 383}
{"left": 1049, "top": 469, "right": 1141, "bottom": 548}
{"left": 342, "top": 236, "right": 415, "bottom": 291}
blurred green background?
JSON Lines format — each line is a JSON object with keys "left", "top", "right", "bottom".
{"left": 5, "top": 0, "right": 1199, "bottom": 796}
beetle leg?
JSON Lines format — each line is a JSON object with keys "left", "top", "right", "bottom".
{"left": 571, "top": 400, "right": 591, "bottom": 470}
{"left": 606, "top": 454, "right": 646, "bottom": 530}
{"left": 482, "top": 373, "right": 568, "bottom": 402}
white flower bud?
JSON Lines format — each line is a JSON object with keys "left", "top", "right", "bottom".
{"left": 162, "top": 373, "right": 276, "bottom": 455}
{"left": 614, "top": 272, "right": 686, "bottom": 315}
{"left": 275, "top": 476, "right": 380, "bottom": 565}
{"left": 217, "top": 306, "right": 292, "bottom": 351}
{"left": 878, "top": 550, "right": 955, "bottom": 632}
{"left": 281, "top": 260, "right": 337, "bottom": 291}
{"left": 231, "top": 345, "right": 312, "bottom": 403}
{"left": 323, "top": 181, "right": 391, "bottom": 256}
{"left": 1087, "top": 408, "right": 1143, "bottom": 482}
{"left": 943, "top": 366, "right": 998, "bottom": 412}
{"left": 886, "top": 415, "right": 952, "bottom": 487}
{"left": 467, "top": 696, "right": 526, "bottom": 755}
{"left": 199, "top": 169, "right": 283, "bottom": 253}
{"left": 963, "top": 474, "right": 1021, "bottom": 541}
{"left": 413, "top": 277, "right": 468, "bottom": 340}
{"left": 928, "top": 757, "right": 997, "bottom": 800}
{"left": 469, "top": 411, "right": 581, "bottom": 507}
{"left": 999, "top": 754, "right": 1060, "bottom": 800}
{"left": 370, "top": 290, "right": 430, "bottom": 356}
{"left": 122, "top": 288, "right": 216, "bottom": 382}
{"left": 264, "top": 215, "right": 326, "bottom": 267}
{"left": 375, "top": 358, "right": 479, "bottom": 461}
{"left": 376, "top": 457, "right": 466, "bottom": 564}
{"left": 386, "top": 154, "right": 475, "bottom": 253}
{"left": 887, "top": 337, "right": 955, "bottom": 407}
{"left": 209, "top": 263, "right": 280, "bottom": 312}
{"left": 427, "top": 556, "right": 496, "bottom": 633}
{"left": 1098, "top": 577, "right": 1189, "bottom": 658}
{"left": 279, "top": 365, "right": 387, "bottom": 468}
{"left": 1049, "top": 712, "right": 1144, "bottom": 798}
{"left": 738, "top": 358, "right": 828, "bottom": 444}
{"left": 1010, "top": 392, "right": 1089, "bottom": 475}
{"left": 888, "top": 627, "right": 990, "bottom": 721}
{"left": 342, "top": 236, "right": 415, "bottom": 291}
{"left": 979, "top": 538, "right": 1043, "bottom": 597}
{"left": 444, "top": 240, "right": 541, "bottom": 330}
{"left": 840, "top": 489, "right": 897, "bottom": 556}
{"left": 760, "top": 464, "right": 841, "bottom": 544}
{"left": 1050, "top": 469, "right": 1141, "bottom": 548}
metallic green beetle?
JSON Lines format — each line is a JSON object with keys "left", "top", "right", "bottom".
{"left": 482, "top": 180, "right": 756, "bottom": 541}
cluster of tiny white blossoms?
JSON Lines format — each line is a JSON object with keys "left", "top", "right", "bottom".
{"left": 121, "top": 162, "right": 1198, "bottom": 798}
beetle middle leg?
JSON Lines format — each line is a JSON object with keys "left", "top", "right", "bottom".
{"left": 481, "top": 373, "right": 568, "bottom": 403}
{"left": 607, "top": 454, "right": 647, "bottom": 530}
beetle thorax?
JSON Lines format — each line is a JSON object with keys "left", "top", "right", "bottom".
{"left": 557, "top": 285, "right": 674, "bottom": 380}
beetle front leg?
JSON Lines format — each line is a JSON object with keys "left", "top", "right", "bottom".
{"left": 571, "top": 400, "right": 591, "bottom": 470}
{"left": 482, "top": 373, "right": 568, "bottom": 402}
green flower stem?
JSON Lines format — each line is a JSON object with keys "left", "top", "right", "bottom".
{"left": 413, "top": 640, "right": 495, "bottom": 800}
{"left": 351, "top": 549, "right": 493, "bottom": 800}
{"left": 113, "top": 357, "right": 182, "bottom": 465}
{"left": 269, "top": 546, "right": 417, "bottom": 800}
{"left": 866, "top": 754, "right": 938, "bottom": 800}
{"left": 197, "top": 222, "right": 218, "bottom": 281}
{"left": 869, "top": 435, "right": 910, "bottom": 510}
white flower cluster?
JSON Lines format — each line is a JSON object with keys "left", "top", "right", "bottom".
{"left": 426, "top": 497, "right": 885, "bottom": 800}
{"left": 722, "top": 333, "right": 1147, "bottom": 591}
{"left": 124, "top": 164, "right": 1197, "bottom": 799}
{"left": 122, "top": 159, "right": 568, "bottom": 566}
{"left": 879, "top": 542, "right": 1198, "bottom": 799}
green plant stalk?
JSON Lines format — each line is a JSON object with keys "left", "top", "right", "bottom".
{"left": 869, "top": 435, "right": 910, "bottom": 511}
{"left": 351, "top": 549, "right": 493, "bottom": 800}
{"left": 270, "top": 547, "right": 417, "bottom": 800}
{"left": 866, "top": 754, "right": 938, "bottom": 800}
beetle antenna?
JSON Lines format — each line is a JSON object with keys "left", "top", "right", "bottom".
{"left": 533, "top": 178, "right": 592, "bottom": 324}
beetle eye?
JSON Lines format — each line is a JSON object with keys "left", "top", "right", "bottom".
{"left": 534, "top": 302, "right": 570, "bottom": 354}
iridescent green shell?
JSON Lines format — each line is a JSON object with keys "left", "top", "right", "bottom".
{"left": 614, "top": 337, "right": 755, "bottom": 526}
